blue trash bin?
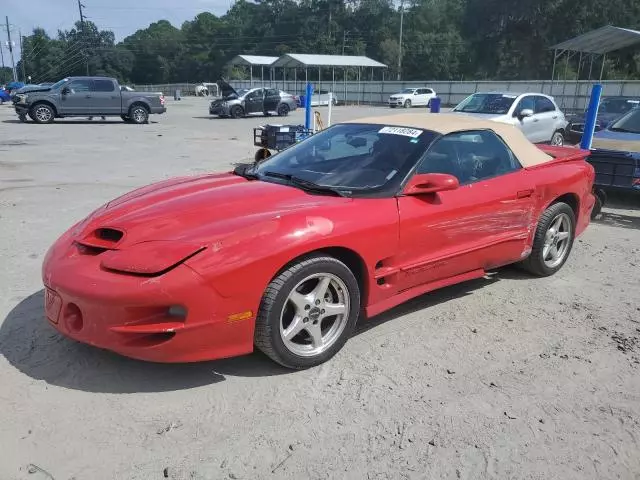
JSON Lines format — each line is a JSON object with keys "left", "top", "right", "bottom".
{"left": 174, "top": 89, "right": 181, "bottom": 101}
{"left": 429, "top": 97, "right": 441, "bottom": 113}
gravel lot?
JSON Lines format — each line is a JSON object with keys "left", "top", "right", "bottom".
{"left": 1, "top": 98, "right": 639, "bottom": 480}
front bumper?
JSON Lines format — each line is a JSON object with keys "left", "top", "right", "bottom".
{"left": 14, "top": 104, "right": 29, "bottom": 116}
{"left": 210, "top": 102, "right": 230, "bottom": 116}
{"left": 42, "top": 236, "right": 256, "bottom": 363}
{"left": 388, "top": 98, "right": 405, "bottom": 107}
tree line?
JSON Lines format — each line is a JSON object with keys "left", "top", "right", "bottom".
{"left": 14, "top": 0, "right": 640, "bottom": 86}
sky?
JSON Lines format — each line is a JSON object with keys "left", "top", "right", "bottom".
{"left": 2, "top": 0, "right": 232, "bottom": 65}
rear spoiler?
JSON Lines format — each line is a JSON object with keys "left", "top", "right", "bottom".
{"left": 535, "top": 145, "right": 591, "bottom": 164}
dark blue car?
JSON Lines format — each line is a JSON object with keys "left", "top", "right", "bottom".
{"left": 586, "top": 107, "right": 640, "bottom": 217}
{"left": 567, "top": 96, "right": 640, "bottom": 144}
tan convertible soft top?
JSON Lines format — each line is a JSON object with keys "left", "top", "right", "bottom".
{"left": 343, "top": 112, "right": 554, "bottom": 167}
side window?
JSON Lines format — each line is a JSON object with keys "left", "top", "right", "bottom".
{"left": 424, "top": 88, "right": 433, "bottom": 94}
{"left": 66, "top": 80, "right": 91, "bottom": 93}
{"left": 416, "top": 130, "right": 521, "bottom": 185}
{"left": 514, "top": 96, "right": 535, "bottom": 115}
{"left": 92, "top": 80, "right": 115, "bottom": 92}
{"left": 535, "top": 96, "right": 556, "bottom": 113}
{"left": 265, "top": 88, "right": 279, "bottom": 97}
{"left": 247, "top": 89, "right": 263, "bottom": 99}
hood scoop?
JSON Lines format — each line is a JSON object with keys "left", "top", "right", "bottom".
{"left": 77, "top": 227, "right": 125, "bottom": 251}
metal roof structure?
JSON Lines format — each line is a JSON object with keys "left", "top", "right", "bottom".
{"left": 270, "top": 54, "right": 387, "bottom": 69}
{"left": 227, "top": 55, "right": 279, "bottom": 66}
{"left": 550, "top": 25, "right": 640, "bottom": 55}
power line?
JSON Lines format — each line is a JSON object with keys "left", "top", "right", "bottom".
{"left": 78, "top": 0, "right": 89, "bottom": 75}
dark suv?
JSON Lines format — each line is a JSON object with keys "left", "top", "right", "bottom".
{"left": 209, "top": 79, "right": 297, "bottom": 118}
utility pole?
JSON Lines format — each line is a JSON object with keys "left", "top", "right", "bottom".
{"left": 19, "top": 29, "right": 26, "bottom": 81}
{"left": 342, "top": 30, "right": 348, "bottom": 55}
{"left": 5, "top": 16, "right": 17, "bottom": 82}
{"left": 77, "top": 0, "right": 89, "bottom": 75}
{"left": 397, "top": 0, "right": 404, "bottom": 81}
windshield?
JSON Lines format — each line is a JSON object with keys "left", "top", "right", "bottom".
{"left": 598, "top": 98, "right": 639, "bottom": 115}
{"left": 237, "top": 88, "right": 250, "bottom": 96}
{"left": 608, "top": 109, "right": 640, "bottom": 134}
{"left": 400, "top": 88, "right": 416, "bottom": 94}
{"left": 453, "top": 93, "right": 517, "bottom": 114}
{"left": 252, "top": 123, "right": 438, "bottom": 195}
{"left": 49, "top": 78, "right": 69, "bottom": 90}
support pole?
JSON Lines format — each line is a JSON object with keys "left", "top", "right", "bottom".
{"left": 327, "top": 92, "right": 333, "bottom": 127}
{"left": 397, "top": 0, "right": 404, "bottom": 81}
{"left": 251, "top": 65, "right": 253, "bottom": 86}
{"left": 550, "top": 49, "right": 558, "bottom": 96}
{"left": 573, "top": 52, "right": 583, "bottom": 112}
{"left": 599, "top": 53, "right": 606, "bottom": 80}
{"left": 304, "top": 82, "right": 313, "bottom": 131}
{"left": 580, "top": 84, "right": 602, "bottom": 150}
{"left": 261, "top": 66, "right": 264, "bottom": 83}
{"left": 5, "top": 16, "right": 17, "bottom": 81}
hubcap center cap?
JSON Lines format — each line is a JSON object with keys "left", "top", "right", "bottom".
{"left": 308, "top": 307, "right": 322, "bottom": 321}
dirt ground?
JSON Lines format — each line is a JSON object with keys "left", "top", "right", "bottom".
{"left": 1, "top": 98, "right": 639, "bottom": 480}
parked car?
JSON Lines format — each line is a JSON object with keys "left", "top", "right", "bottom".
{"left": 42, "top": 113, "right": 595, "bottom": 369}
{"left": 566, "top": 96, "right": 640, "bottom": 144}
{"left": 311, "top": 89, "right": 339, "bottom": 106}
{"left": 0, "top": 88, "right": 10, "bottom": 104}
{"left": 586, "top": 107, "right": 640, "bottom": 217}
{"left": 12, "top": 76, "right": 166, "bottom": 124}
{"left": 451, "top": 92, "right": 568, "bottom": 145}
{"left": 388, "top": 87, "right": 436, "bottom": 108}
{"left": 210, "top": 79, "right": 297, "bottom": 118}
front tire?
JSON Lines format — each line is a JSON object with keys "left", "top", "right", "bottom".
{"left": 129, "top": 105, "right": 149, "bottom": 124}
{"left": 521, "top": 202, "right": 575, "bottom": 277}
{"left": 404, "top": 99, "right": 412, "bottom": 108}
{"left": 30, "top": 103, "right": 55, "bottom": 124}
{"left": 254, "top": 255, "right": 360, "bottom": 369}
{"left": 230, "top": 105, "right": 244, "bottom": 119}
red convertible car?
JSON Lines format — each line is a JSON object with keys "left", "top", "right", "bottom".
{"left": 42, "top": 114, "right": 595, "bottom": 369}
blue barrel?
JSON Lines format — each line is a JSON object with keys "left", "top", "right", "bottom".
{"left": 174, "top": 89, "right": 181, "bottom": 101}
{"left": 299, "top": 95, "right": 305, "bottom": 107}
{"left": 430, "top": 97, "right": 441, "bottom": 113}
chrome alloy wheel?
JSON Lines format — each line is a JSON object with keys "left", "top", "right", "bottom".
{"left": 279, "top": 273, "right": 350, "bottom": 357}
{"left": 35, "top": 105, "right": 53, "bottom": 123}
{"left": 543, "top": 212, "right": 572, "bottom": 268}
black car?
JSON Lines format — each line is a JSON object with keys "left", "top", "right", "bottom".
{"left": 209, "top": 79, "right": 297, "bottom": 118}
{"left": 566, "top": 96, "right": 640, "bottom": 144}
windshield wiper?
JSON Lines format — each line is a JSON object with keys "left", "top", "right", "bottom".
{"left": 232, "top": 163, "right": 259, "bottom": 180}
{"left": 262, "top": 171, "right": 346, "bottom": 196}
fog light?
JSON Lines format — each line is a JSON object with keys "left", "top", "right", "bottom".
{"left": 64, "top": 303, "right": 84, "bottom": 332}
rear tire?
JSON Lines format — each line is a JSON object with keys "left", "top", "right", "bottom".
{"left": 129, "top": 105, "right": 149, "bottom": 124}
{"left": 520, "top": 202, "right": 575, "bottom": 277}
{"left": 591, "top": 189, "right": 606, "bottom": 219}
{"left": 277, "top": 103, "right": 290, "bottom": 117}
{"left": 254, "top": 255, "right": 360, "bottom": 369}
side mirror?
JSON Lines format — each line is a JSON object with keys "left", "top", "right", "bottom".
{"left": 518, "top": 108, "right": 534, "bottom": 118}
{"left": 403, "top": 173, "right": 459, "bottom": 196}
{"left": 61, "top": 87, "right": 70, "bottom": 95}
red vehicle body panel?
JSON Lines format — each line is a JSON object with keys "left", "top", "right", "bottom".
{"left": 42, "top": 147, "right": 595, "bottom": 363}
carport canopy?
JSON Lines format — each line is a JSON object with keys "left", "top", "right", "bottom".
{"left": 550, "top": 25, "right": 640, "bottom": 55}
{"left": 227, "top": 55, "right": 279, "bottom": 66}
{"left": 549, "top": 25, "right": 640, "bottom": 83}
{"left": 270, "top": 54, "right": 387, "bottom": 69}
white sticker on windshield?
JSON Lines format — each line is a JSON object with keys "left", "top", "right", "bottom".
{"left": 378, "top": 126, "right": 423, "bottom": 137}
{"left": 502, "top": 94, "right": 517, "bottom": 99}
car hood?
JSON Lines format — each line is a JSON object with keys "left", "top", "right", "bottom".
{"left": 591, "top": 129, "right": 640, "bottom": 154}
{"left": 568, "top": 112, "right": 622, "bottom": 128}
{"left": 76, "top": 173, "right": 351, "bottom": 247}
{"left": 216, "top": 78, "right": 238, "bottom": 99}
{"left": 17, "top": 85, "right": 51, "bottom": 94}
{"left": 450, "top": 111, "right": 510, "bottom": 121}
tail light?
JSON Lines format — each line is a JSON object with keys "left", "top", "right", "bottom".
{"left": 160, "top": 94, "right": 165, "bottom": 106}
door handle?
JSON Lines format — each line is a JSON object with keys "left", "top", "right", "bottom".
{"left": 533, "top": 118, "right": 539, "bottom": 122}
{"left": 552, "top": 115, "right": 558, "bottom": 119}
{"left": 85, "top": 95, "right": 92, "bottom": 98}
{"left": 516, "top": 189, "right": 534, "bottom": 199}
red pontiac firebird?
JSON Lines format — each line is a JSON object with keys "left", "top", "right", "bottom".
{"left": 42, "top": 114, "right": 595, "bottom": 369}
